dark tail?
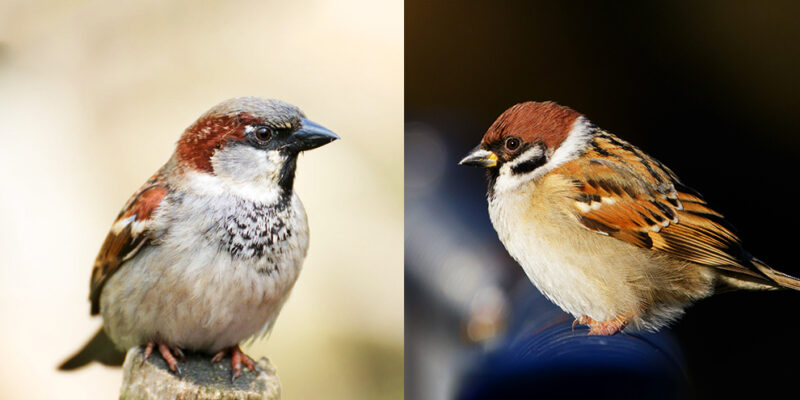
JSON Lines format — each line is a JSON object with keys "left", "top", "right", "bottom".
{"left": 752, "top": 258, "right": 800, "bottom": 291}
{"left": 58, "top": 328, "right": 125, "bottom": 370}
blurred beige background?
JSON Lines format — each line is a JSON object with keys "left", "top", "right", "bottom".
{"left": 0, "top": 0, "right": 403, "bottom": 399}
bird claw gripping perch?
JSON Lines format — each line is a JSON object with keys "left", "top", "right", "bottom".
{"left": 141, "top": 341, "right": 185, "bottom": 376}
{"left": 211, "top": 344, "right": 257, "bottom": 382}
{"left": 574, "top": 315, "right": 629, "bottom": 336}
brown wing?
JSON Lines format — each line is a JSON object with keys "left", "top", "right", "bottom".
{"left": 555, "top": 131, "right": 765, "bottom": 280}
{"left": 89, "top": 174, "right": 168, "bottom": 315}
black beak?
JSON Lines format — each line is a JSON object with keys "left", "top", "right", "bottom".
{"left": 288, "top": 118, "right": 339, "bottom": 152}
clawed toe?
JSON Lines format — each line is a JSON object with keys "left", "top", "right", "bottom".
{"left": 141, "top": 341, "right": 185, "bottom": 375}
{"left": 572, "top": 315, "right": 591, "bottom": 332}
{"left": 172, "top": 347, "right": 186, "bottom": 362}
{"left": 157, "top": 342, "right": 182, "bottom": 375}
{"left": 573, "top": 315, "right": 629, "bottom": 336}
{"left": 140, "top": 341, "right": 257, "bottom": 380}
{"left": 211, "top": 344, "right": 257, "bottom": 382}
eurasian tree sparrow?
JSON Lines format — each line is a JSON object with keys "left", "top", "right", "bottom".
{"left": 59, "top": 97, "right": 338, "bottom": 378}
{"left": 460, "top": 101, "right": 800, "bottom": 335}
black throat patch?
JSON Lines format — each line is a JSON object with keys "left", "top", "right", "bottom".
{"left": 278, "top": 154, "right": 298, "bottom": 197}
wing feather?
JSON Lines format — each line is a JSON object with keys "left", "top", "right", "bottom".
{"left": 89, "top": 175, "right": 167, "bottom": 315}
{"left": 557, "top": 131, "right": 766, "bottom": 280}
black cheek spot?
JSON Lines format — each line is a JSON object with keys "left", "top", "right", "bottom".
{"left": 511, "top": 156, "right": 547, "bottom": 175}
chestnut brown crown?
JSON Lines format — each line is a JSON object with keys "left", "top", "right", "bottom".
{"left": 175, "top": 97, "right": 338, "bottom": 174}
{"left": 176, "top": 97, "right": 305, "bottom": 173}
{"left": 480, "top": 101, "right": 583, "bottom": 162}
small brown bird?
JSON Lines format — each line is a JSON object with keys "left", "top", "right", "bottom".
{"left": 460, "top": 101, "right": 800, "bottom": 335}
{"left": 59, "top": 97, "right": 338, "bottom": 378}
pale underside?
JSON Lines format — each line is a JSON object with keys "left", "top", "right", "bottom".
{"left": 100, "top": 150, "right": 309, "bottom": 352}
{"left": 489, "top": 172, "right": 716, "bottom": 331}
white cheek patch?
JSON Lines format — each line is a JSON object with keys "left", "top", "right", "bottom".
{"left": 202, "top": 145, "right": 286, "bottom": 203}
{"left": 494, "top": 146, "right": 546, "bottom": 193}
{"left": 265, "top": 150, "right": 284, "bottom": 182}
{"left": 212, "top": 145, "right": 283, "bottom": 182}
{"left": 508, "top": 145, "right": 545, "bottom": 169}
{"left": 544, "top": 116, "right": 594, "bottom": 173}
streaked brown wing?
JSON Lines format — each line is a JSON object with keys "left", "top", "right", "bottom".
{"left": 555, "top": 132, "right": 764, "bottom": 280}
{"left": 89, "top": 177, "right": 167, "bottom": 315}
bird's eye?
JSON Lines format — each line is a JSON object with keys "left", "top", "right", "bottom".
{"left": 505, "top": 137, "right": 521, "bottom": 151}
{"left": 255, "top": 126, "right": 272, "bottom": 142}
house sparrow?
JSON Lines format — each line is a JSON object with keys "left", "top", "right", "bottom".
{"left": 59, "top": 97, "right": 338, "bottom": 379}
{"left": 460, "top": 101, "right": 800, "bottom": 335}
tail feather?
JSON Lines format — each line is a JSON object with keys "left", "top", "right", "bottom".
{"left": 752, "top": 258, "right": 800, "bottom": 291}
{"left": 58, "top": 328, "right": 125, "bottom": 370}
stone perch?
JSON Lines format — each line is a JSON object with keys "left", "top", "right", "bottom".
{"left": 120, "top": 347, "right": 280, "bottom": 400}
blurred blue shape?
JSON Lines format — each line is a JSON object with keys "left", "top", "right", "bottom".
{"left": 457, "top": 287, "right": 691, "bottom": 400}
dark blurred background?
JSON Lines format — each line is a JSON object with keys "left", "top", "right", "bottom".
{"left": 405, "top": 2, "right": 800, "bottom": 399}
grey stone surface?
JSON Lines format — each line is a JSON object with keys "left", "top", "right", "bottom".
{"left": 120, "top": 346, "right": 280, "bottom": 400}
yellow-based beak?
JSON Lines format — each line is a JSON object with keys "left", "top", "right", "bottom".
{"left": 459, "top": 146, "right": 498, "bottom": 168}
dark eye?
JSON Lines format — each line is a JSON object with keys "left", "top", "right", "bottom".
{"left": 254, "top": 126, "right": 272, "bottom": 142}
{"left": 505, "top": 137, "right": 521, "bottom": 151}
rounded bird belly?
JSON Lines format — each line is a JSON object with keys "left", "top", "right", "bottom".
{"left": 490, "top": 195, "right": 645, "bottom": 321}
{"left": 99, "top": 244, "right": 303, "bottom": 352}
{"left": 509, "top": 235, "right": 639, "bottom": 322}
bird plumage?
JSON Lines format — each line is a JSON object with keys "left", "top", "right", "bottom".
{"left": 461, "top": 101, "right": 800, "bottom": 334}
{"left": 60, "top": 97, "right": 337, "bottom": 374}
